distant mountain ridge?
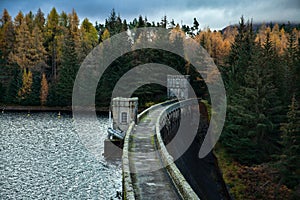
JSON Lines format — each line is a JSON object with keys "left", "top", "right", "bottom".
{"left": 222, "top": 22, "right": 300, "bottom": 32}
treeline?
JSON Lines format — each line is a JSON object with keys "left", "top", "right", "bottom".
{"left": 0, "top": 8, "right": 98, "bottom": 106}
{"left": 218, "top": 18, "right": 300, "bottom": 199}
{"left": 193, "top": 16, "right": 300, "bottom": 198}
{"left": 0, "top": 8, "right": 202, "bottom": 106}
{"left": 0, "top": 7, "right": 299, "bottom": 198}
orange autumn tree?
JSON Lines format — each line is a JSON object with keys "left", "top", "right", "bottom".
{"left": 18, "top": 69, "right": 33, "bottom": 100}
{"left": 40, "top": 73, "right": 48, "bottom": 106}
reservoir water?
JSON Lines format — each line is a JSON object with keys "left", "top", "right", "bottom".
{"left": 0, "top": 112, "right": 122, "bottom": 199}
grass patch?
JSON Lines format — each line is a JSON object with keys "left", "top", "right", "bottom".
{"left": 139, "top": 116, "right": 149, "bottom": 123}
{"left": 214, "top": 145, "right": 246, "bottom": 199}
{"left": 214, "top": 144, "right": 292, "bottom": 200}
{"left": 150, "top": 135, "right": 155, "bottom": 146}
{"left": 145, "top": 101, "right": 155, "bottom": 107}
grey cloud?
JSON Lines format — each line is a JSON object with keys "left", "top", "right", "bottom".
{"left": 0, "top": 0, "right": 299, "bottom": 30}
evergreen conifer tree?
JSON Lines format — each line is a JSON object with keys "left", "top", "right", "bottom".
{"left": 55, "top": 31, "right": 79, "bottom": 106}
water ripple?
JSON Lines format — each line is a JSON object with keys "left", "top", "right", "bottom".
{"left": 0, "top": 112, "right": 121, "bottom": 199}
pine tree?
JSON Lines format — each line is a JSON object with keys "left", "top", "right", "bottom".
{"left": 14, "top": 11, "right": 24, "bottom": 29}
{"left": 192, "top": 17, "right": 199, "bottom": 33}
{"left": 226, "top": 17, "right": 254, "bottom": 86}
{"left": 198, "top": 28, "right": 212, "bottom": 55}
{"left": 31, "top": 25, "right": 47, "bottom": 69}
{"left": 5, "top": 65, "right": 22, "bottom": 104}
{"left": 221, "top": 18, "right": 266, "bottom": 164}
{"left": 9, "top": 18, "right": 32, "bottom": 69}
{"left": 59, "top": 11, "right": 68, "bottom": 27}
{"left": 270, "top": 24, "right": 282, "bottom": 55}
{"left": 9, "top": 18, "right": 46, "bottom": 71}
{"left": 26, "top": 71, "right": 41, "bottom": 105}
{"left": 122, "top": 19, "right": 128, "bottom": 31}
{"left": 276, "top": 95, "right": 300, "bottom": 188}
{"left": 1, "top": 8, "right": 11, "bottom": 24}
{"left": 45, "top": 7, "right": 59, "bottom": 80}
{"left": 25, "top": 11, "right": 34, "bottom": 32}
{"left": 221, "top": 24, "right": 286, "bottom": 164}
{"left": 285, "top": 28, "right": 298, "bottom": 99}
{"left": 137, "top": 15, "right": 145, "bottom": 28}
{"left": 246, "top": 33, "right": 282, "bottom": 157}
{"left": 255, "top": 23, "right": 267, "bottom": 46}
{"left": 210, "top": 31, "right": 226, "bottom": 65}
{"left": 55, "top": 11, "right": 69, "bottom": 68}
{"left": 0, "top": 9, "right": 15, "bottom": 60}
{"left": 0, "top": 50, "right": 6, "bottom": 103}
{"left": 40, "top": 73, "right": 48, "bottom": 106}
{"left": 129, "top": 17, "right": 138, "bottom": 29}
{"left": 18, "top": 68, "right": 33, "bottom": 102}
{"left": 68, "top": 9, "right": 81, "bottom": 60}
{"left": 80, "top": 18, "right": 98, "bottom": 60}
{"left": 101, "top": 28, "right": 110, "bottom": 41}
{"left": 55, "top": 31, "right": 79, "bottom": 106}
{"left": 279, "top": 28, "right": 288, "bottom": 56}
{"left": 34, "top": 8, "right": 45, "bottom": 31}
{"left": 181, "top": 24, "right": 191, "bottom": 35}
{"left": 160, "top": 15, "right": 167, "bottom": 28}
{"left": 105, "top": 9, "right": 123, "bottom": 36}
{"left": 189, "top": 17, "right": 200, "bottom": 37}
{"left": 296, "top": 37, "right": 300, "bottom": 100}
{"left": 169, "top": 19, "right": 175, "bottom": 28}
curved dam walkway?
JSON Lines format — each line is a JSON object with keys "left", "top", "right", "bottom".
{"left": 128, "top": 106, "right": 180, "bottom": 199}
{"left": 123, "top": 100, "right": 231, "bottom": 200}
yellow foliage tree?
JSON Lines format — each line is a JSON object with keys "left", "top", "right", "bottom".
{"left": 255, "top": 23, "right": 268, "bottom": 46}
{"left": 40, "top": 73, "right": 48, "bottom": 106}
{"left": 9, "top": 18, "right": 46, "bottom": 70}
{"left": 195, "top": 28, "right": 232, "bottom": 66}
{"left": 197, "top": 28, "right": 212, "bottom": 55}
{"left": 271, "top": 24, "right": 282, "bottom": 55}
{"left": 18, "top": 69, "right": 33, "bottom": 100}
{"left": 68, "top": 9, "right": 81, "bottom": 58}
{"left": 210, "top": 31, "right": 225, "bottom": 65}
{"left": 169, "top": 24, "right": 185, "bottom": 42}
{"left": 101, "top": 28, "right": 110, "bottom": 41}
{"left": 0, "top": 9, "right": 15, "bottom": 60}
{"left": 279, "top": 28, "right": 288, "bottom": 55}
{"left": 254, "top": 24, "right": 291, "bottom": 56}
{"left": 80, "top": 18, "right": 98, "bottom": 61}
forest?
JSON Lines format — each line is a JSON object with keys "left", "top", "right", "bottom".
{"left": 0, "top": 8, "right": 299, "bottom": 199}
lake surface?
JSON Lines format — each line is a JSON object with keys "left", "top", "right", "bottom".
{"left": 0, "top": 112, "right": 122, "bottom": 199}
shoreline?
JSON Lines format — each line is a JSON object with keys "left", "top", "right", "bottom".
{"left": 1, "top": 105, "right": 109, "bottom": 112}
{"left": 1, "top": 105, "right": 148, "bottom": 113}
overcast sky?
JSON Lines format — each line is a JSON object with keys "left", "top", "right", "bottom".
{"left": 1, "top": 0, "right": 299, "bottom": 30}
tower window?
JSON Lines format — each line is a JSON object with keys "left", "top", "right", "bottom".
{"left": 121, "top": 112, "right": 127, "bottom": 123}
